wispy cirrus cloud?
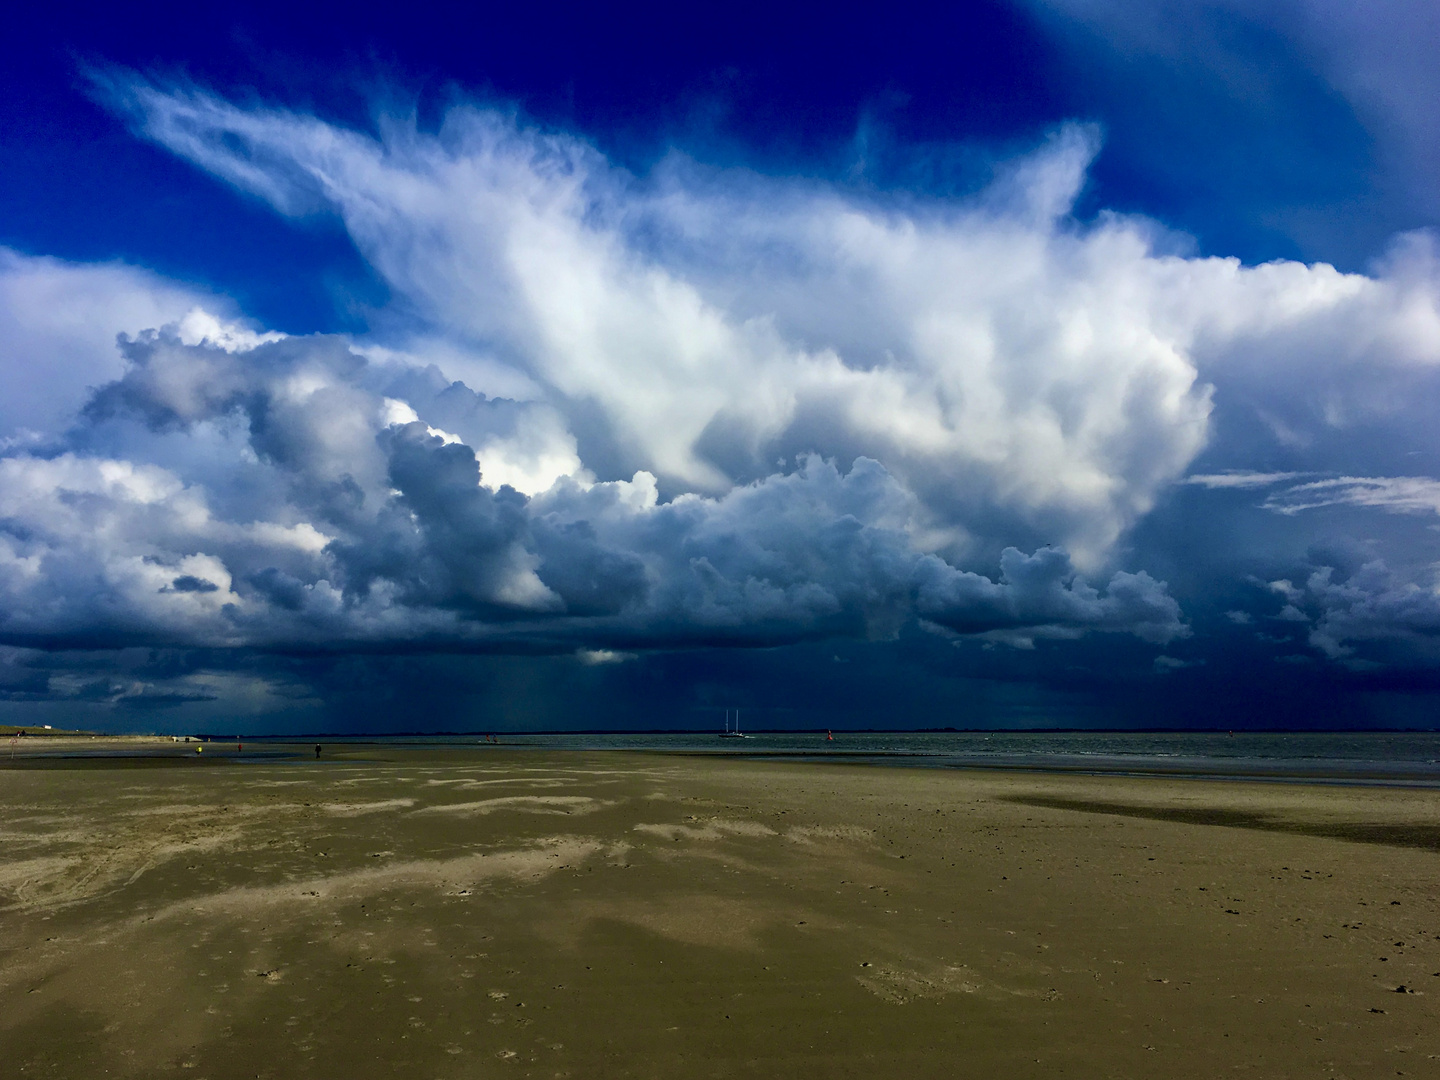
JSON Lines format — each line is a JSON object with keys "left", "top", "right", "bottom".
{"left": 1185, "top": 470, "right": 1309, "bottom": 489}
{"left": 1261, "top": 476, "right": 1440, "bottom": 516}
{"left": 1186, "top": 471, "right": 1440, "bottom": 518}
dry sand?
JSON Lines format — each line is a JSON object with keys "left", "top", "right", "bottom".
{"left": 2, "top": 745, "right": 1438, "bottom": 1078}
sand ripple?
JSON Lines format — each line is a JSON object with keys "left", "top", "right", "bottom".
{"left": 412, "top": 796, "right": 608, "bottom": 816}
{"left": 321, "top": 798, "right": 416, "bottom": 816}
{"left": 857, "top": 964, "right": 981, "bottom": 1005}
{"left": 156, "top": 837, "right": 602, "bottom": 918}
{"left": 632, "top": 818, "right": 777, "bottom": 841}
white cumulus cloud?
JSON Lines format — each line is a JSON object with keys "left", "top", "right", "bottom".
{"left": 5, "top": 75, "right": 1440, "bottom": 675}
{"left": 0, "top": 248, "right": 243, "bottom": 444}
{"left": 100, "top": 77, "right": 1440, "bottom": 569}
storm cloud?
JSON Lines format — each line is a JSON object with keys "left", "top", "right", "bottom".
{"left": 2, "top": 73, "right": 1440, "bottom": 727}
{"left": 1, "top": 324, "right": 1187, "bottom": 654}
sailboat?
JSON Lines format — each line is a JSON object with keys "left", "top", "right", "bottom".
{"left": 720, "top": 708, "right": 749, "bottom": 738}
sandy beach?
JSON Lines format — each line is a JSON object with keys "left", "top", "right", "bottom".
{"left": 3, "top": 744, "right": 1439, "bottom": 1078}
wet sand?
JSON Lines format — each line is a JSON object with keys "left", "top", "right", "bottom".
{"left": 2, "top": 745, "right": 1438, "bottom": 1078}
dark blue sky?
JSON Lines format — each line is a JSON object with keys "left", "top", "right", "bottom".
{"left": 1, "top": 1, "right": 1438, "bottom": 732}
{"left": 2, "top": 1, "right": 1419, "bottom": 330}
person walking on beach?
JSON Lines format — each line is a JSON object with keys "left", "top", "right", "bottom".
{"left": 315, "top": 744, "right": 322, "bottom": 759}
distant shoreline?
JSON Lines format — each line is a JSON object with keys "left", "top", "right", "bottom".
{"left": 14, "top": 728, "right": 1440, "bottom": 743}
{"left": 7, "top": 731, "right": 1440, "bottom": 788}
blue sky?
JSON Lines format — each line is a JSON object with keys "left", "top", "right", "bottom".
{"left": 1, "top": 2, "right": 1438, "bottom": 732}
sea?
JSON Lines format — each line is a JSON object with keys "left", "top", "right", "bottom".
{"left": 20, "top": 729, "right": 1440, "bottom": 786}
{"left": 331, "top": 730, "right": 1440, "bottom": 787}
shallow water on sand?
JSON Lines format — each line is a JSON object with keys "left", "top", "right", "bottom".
{"left": 13, "top": 730, "right": 1440, "bottom": 783}
{"left": 506, "top": 728, "right": 1440, "bottom": 760}
{"left": 307, "top": 730, "right": 1440, "bottom": 784}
